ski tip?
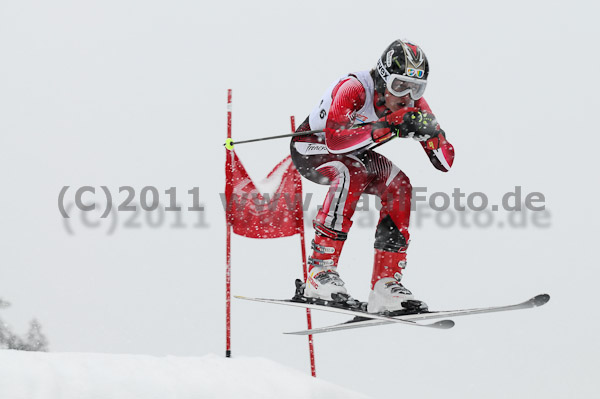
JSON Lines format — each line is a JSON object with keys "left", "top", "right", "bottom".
{"left": 283, "top": 331, "right": 304, "bottom": 336}
{"left": 432, "top": 320, "right": 455, "bottom": 329}
{"left": 531, "top": 293, "right": 550, "bottom": 307}
{"left": 233, "top": 295, "right": 256, "bottom": 301}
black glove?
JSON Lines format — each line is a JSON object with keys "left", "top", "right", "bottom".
{"left": 401, "top": 111, "right": 441, "bottom": 141}
{"left": 370, "top": 107, "right": 418, "bottom": 143}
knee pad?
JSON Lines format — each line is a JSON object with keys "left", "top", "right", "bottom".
{"left": 374, "top": 215, "right": 408, "bottom": 252}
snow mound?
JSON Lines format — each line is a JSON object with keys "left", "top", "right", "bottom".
{"left": 0, "top": 350, "right": 369, "bottom": 399}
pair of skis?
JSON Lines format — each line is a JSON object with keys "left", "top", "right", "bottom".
{"left": 236, "top": 286, "right": 550, "bottom": 335}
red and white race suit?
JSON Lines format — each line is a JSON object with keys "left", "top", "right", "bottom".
{"left": 291, "top": 70, "right": 454, "bottom": 261}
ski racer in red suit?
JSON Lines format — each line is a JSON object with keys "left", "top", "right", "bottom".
{"left": 290, "top": 39, "right": 454, "bottom": 312}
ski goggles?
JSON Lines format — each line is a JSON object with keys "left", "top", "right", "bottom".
{"left": 386, "top": 74, "right": 427, "bottom": 100}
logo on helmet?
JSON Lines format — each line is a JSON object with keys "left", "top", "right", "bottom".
{"left": 377, "top": 58, "right": 390, "bottom": 80}
{"left": 406, "top": 67, "right": 425, "bottom": 78}
{"left": 403, "top": 41, "right": 424, "bottom": 68}
{"left": 386, "top": 49, "right": 394, "bottom": 68}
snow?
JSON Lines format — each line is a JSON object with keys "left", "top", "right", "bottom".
{"left": 0, "top": 350, "right": 369, "bottom": 399}
{"left": 252, "top": 156, "right": 293, "bottom": 196}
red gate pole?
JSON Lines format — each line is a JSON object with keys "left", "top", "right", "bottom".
{"left": 225, "top": 89, "right": 233, "bottom": 358}
{"left": 290, "top": 116, "right": 317, "bottom": 377}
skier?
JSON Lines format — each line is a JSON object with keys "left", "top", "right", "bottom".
{"left": 290, "top": 39, "right": 455, "bottom": 313}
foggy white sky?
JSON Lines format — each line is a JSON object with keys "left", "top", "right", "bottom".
{"left": 0, "top": 0, "right": 598, "bottom": 397}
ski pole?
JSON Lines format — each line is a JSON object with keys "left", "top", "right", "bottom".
{"left": 222, "top": 121, "right": 384, "bottom": 150}
{"left": 223, "top": 129, "right": 324, "bottom": 150}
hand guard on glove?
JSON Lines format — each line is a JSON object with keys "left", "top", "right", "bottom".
{"left": 371, "top": 108, "right": 444, "bottom": 144}
{"left": 401, "top": 111, "right": 442, "bottom": 141}
{"left": 370, "top": 107, "right": 417, "bottom": 143}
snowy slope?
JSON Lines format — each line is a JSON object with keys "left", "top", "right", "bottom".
{"left": 0, "top": 350, "right": 369, "bottom": 399}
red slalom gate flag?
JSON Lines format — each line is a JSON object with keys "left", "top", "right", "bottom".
{"left": 225, "top": 152, "right": 304, "bottom": 238}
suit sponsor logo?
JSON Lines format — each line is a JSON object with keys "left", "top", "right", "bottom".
{"left": 307, "top": 144, "right": 327, "bottom": 152}
{"left": 426, "top": 137, "right": 439, "bottom": 150}
{"left": 345, "top": 110, "right": 357, "bottom": 124}
{"left": 354, "top": 113, "right": 368, "bottom": 123}
{"left": 294, "top": 142, "right": 329, "bottom": 155}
